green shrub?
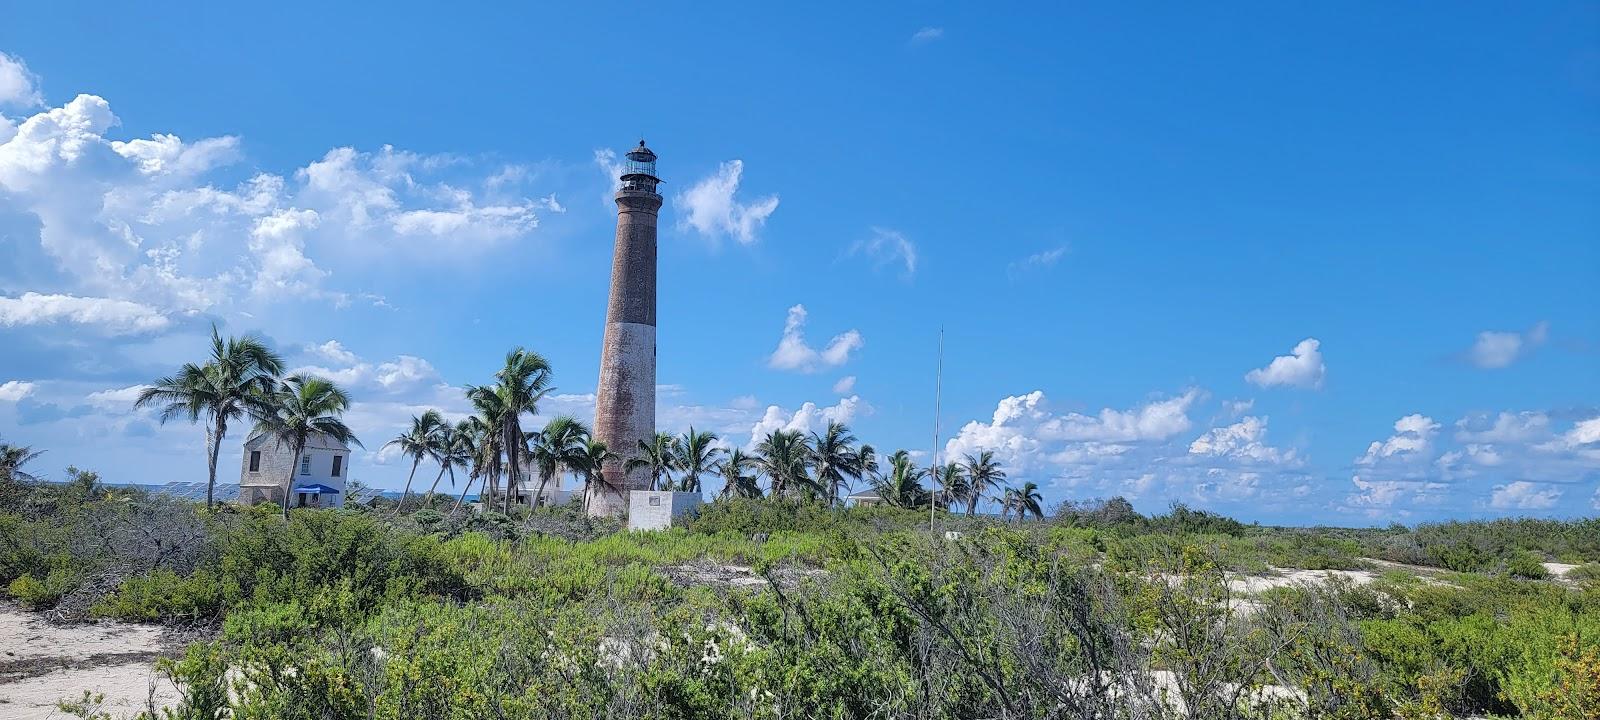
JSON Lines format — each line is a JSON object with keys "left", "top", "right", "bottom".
{"left": 7, "top": 565, "right": 76, "bottom": 609}
{"left": 1506, "top": 550, "right": 1550, "bottom": 580}
{"left": 1567, "top": 563, "right": 1600, "bottom": 582}
{"left": 686, "top": 497, "right": 842, "bottom": 536}
{"left": 91, "top": 569, "right": 223, "bottom": 621}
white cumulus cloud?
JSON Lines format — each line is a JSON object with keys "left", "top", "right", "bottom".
{"left": 311, "top": 340, "right": 359, "bottom": 365}
{"left": 748, "top": 395, "right": 863, "bottom": 444}
{"left": 1489, "top": 481, "right": 1562, "bottom": 510}
{"left": 0, "top": 52, "right": 41, "bottom": 108}
{"left": 85, "top": 384, "right": 149, "bottom": 410}
{"left": 768, "top": 305, "right": 864, "bottom": 373}
{"left": 1048, "top": 390, "right": 1202, "bottom": 443}
{"left": 675, "top": 159, "right": 778, "bottom": 244}
{"left": 945, "top": 389, "right": 1202, "bottom": 476}
{"left": 0, "top": 380, "right": 37, "bottom": 403}
{"left": 1245, "top": 338, "right": 1325, "bottom": 389}
{"left": 1188, "top": 416, "right": 1299, "bottom": 465}
{"left": 1468, "top": 321, "right": 1548, "bottom": 369}
{"left": 0, "top": 293, "right": 170, "bottom": 334}
{"left": 0, "top": 64, "right": 555, "bottom": 325}
{"left": 832, "top": 375, "right": 856, "bottom": 394}
{"left": 1359, "top": 414, "right": 1440, "bottom": 464}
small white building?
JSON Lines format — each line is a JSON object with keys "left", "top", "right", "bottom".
{"left": 628, "top": 490, "right": 703, "bottom": 531}
{"left": 239, "top": 432, "right": 352, "bottom": 509}
{"left": 480, "top": 486, "right": 576, "bottom": 511}
{"left": 846, "top": 489, "right": 885, "bottom": 508}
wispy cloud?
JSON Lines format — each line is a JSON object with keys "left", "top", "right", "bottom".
{"left": 849, "top": 227, "right": 918, "bottom": 279}
{"left": 1007, "top": 245, "right": 1068, "bottom": 279}
{"left": 910, "top": 27, "right": 945, "bottom": 44}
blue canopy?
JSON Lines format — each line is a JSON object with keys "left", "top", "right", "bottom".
{"left": 293, "top": 483, "right": 341, "bottom": 495}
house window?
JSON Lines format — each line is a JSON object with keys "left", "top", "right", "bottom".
{"left": 331, "top": 455, "right": 343, "bottom": 477}
{"left": 248, "top": 451, "right": 261, "bottom": 472}
{"left": 300, "top": 455, "right": 311, "bottom": 475}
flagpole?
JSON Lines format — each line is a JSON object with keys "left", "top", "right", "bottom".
{"left": 931, "top": 325, "right": 943, "bottom": 534}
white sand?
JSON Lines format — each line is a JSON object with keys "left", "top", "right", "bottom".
{"left": 0, "top": 609, "right": 180, "bottom": 719}
{"left": 1226, "top": 568, "right": 1378, "bottom": 595}
{"left": 1542, "top": 562, "right": 1578, "bottom": 578}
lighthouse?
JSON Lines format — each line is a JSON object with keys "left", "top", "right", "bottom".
{"left": 590, "top": 141, "right": 661, "bottom": 516}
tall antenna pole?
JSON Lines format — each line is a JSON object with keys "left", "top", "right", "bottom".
{"left": 931, "top": 325, "right": 943, "bottom": 534}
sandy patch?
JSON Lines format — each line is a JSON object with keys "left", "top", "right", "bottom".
{"left": 0, "top": 609, "right": 182, "bottom": 719}
{"left": 1542, "top": 562, "right": 1578, "bottom": 578}
{"left": 1226, "top": 568, "right": 1377, "bottom": 595}
{"left": 664, "top": 563, "right": 826, "bottom": 589}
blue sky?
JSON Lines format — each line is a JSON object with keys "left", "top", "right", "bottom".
{"left": 1, "top": 3, "right": 1596, "bottom": 524}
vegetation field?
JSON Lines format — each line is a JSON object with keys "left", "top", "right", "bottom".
{"left": 1, "top": 471, "right": 1597, "bottom": 720}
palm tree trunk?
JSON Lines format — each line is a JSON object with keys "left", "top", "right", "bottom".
{"left": 394, "top": 459, "right": 420, "bottom": 516}
{"left": 501, "top": 424, "right": 518, "bottom": 514}
{"left": 502, "top": 454, "right": 515, "bottom": 513}
{"left": 967, "top": 494, "right": 978, "bottom": 517}
{"left": 280, "top": 438, "right": 305, "bottom": 520}
{"left": 206, "top": 416, "right": 225, "bottom": 510}
{"left": 532, "top": 470, "right": 551, "bottom": 509}
{"left": 423, "top": 464, "right": 448, "bottom": 508}
{"left": 452, "top": 474, "right": 476, "bottom": 515}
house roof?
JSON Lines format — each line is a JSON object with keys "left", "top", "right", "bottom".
{"left": 846, "top": 490, "right": 882, "bottom": 500}
{"left": 244, "top": 431, "right": 351, "bottom": 452}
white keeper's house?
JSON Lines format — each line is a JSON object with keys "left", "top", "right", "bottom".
{"left": 238, "top": 432, "right": 352, "bottom": 509}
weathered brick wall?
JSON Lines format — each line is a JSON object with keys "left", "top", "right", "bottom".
{"left": 592, "top": 184, "right": 662, "bottom": 518}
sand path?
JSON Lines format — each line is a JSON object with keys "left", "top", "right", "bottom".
{"left": 0, "top": 608, "right": 181, "bottom": 719}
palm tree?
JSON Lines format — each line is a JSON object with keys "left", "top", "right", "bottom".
{"left": 451, "top": 417, "right": 491, "bottom": 514}
{"left": 574, "top": 438, "right": 620, "bottom": 514}
{"left": 466, "top": 347, "right": 553, "bottom": 514}
{"left": 935, "top": 461, "right": 968, "bottom": 511}
{"left": 714, "top": 448, "right": 761, "bottom": 500}
{"left": 626, "top": 431, "right": 678, "bottom": 492}
{"left": 673, "top": 427, "right": 722, "bottom": 493}
{"left": 755, "top": 429, "right": 812, "bottom": 498}
{"left": 423, "top": 421, "right": 471, "bottom": 508}
{"left": 528, "top": 416, "right": 589, "bottom": 507}
{"left": 962, "top": 451, "right": 1008, "bottom": 516}
{"left": 135, "top": 325, "right": 284, "bottom": 509}
{"left": 809, "top": 421, "right": 860, "bottom": 506}
{"left": 1002, "top": 481, "right": 1044, "bottom": 522}
{"left": 873, "top": 450, "right": 929, "bottom": 509}
{"left": 0, "top": 441, "right": 45, "bottom": 482}
{"left": 461, "top": 391, "right": 506, "bottom": 512}
{"left": 385, "top": 410, "right": 443, "bottom": 514}
{"left": 251, "top": 374, "right": 360, "bottom": 519}
{"left": 855, "top": 444, "right": 879, "bottom": 489}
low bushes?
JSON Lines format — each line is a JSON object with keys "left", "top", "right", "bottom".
{"left": 8, "top": 480, "right": 1600, "bottom": 719}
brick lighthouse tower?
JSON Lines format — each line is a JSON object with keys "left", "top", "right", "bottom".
{"left": 590, "top": 141, "right": 661, "bottom": 517}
